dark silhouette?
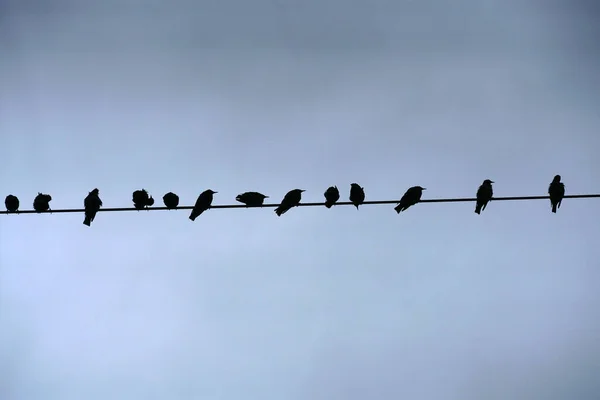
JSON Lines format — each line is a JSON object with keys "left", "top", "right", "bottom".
{"left": 162, "top": 192, "right": 180, "bottom": 209}
{"left": 324, "top": 186, "right": 340, "bottom": 208}
{"left": 349, "top": 183, "right": 365, "bottom": 209}
{"left": 83, "top": 188, "right": 103, "bottom": 226}
{"left": 189, "top": 189, "right": 217, "bottom": 221}
{"left": 475, "top": 179, "right": 494, "bottom": 214}
{"left": 548, "top": 175, "right": 565, "bottom": 213}
{"left": 275, "top": 189, "right": 305, "bottom": 216}
{"left": 132, "top": 189, "right": 152, "bottom": 210}
{"left": 236, "top": 192, "right": 269, "bottom": 207}
{"left": 4, "top": 195, "right": 19, "bottom": 212}
{"left": 33, "top": 193, "right": 52, "bottom": 213}
{"left": 132, "top": 189, "right": 148, "bottom": 209}
{"left": 146, "top": 196, "right": 155, "bottom": 207}
{"left": 394, "top": 186, "right": 426, "bottom": 213}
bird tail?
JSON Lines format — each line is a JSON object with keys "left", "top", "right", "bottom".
{"left": 189, "top": 213, "right": 198, "bottom": 221}
{"left": 275, "top": 207, "right": 283, "bottom": 216}
{"left": 83, "top": 217, "right": 91, "bottom": 226}
{"left": 325, "top": 203, "right": 333, "bottom": 209}
{"left": 394, "top": 205, "right": 401, "bottom": 214}
{"left": 474, "top": 204, "right": 481, "bottom": 214}
{"left": 355, "top": 204, "right": 359, "bottom": 210}
{"left": 551, "top": 203, "right": 557, "bottom": 213}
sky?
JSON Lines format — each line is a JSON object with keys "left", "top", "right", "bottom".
{"left": 1, "top": 0, "right": 600, "bottom": 399}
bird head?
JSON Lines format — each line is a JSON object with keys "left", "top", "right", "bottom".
{"left": 91, "top": 188, "right": 99, "bottom": 195}
{"left": 483, "top": 179, "right": 494, "bottom": 185}
{"left": 553, "top": 175, "right": 561, "bottom": 182}
{"left": 208, "top": 190, "right": 218, "bottom": 194}
{"left": 262, "top": 194, "right": 269, "bottom": 198}
{"left": 417, "top": 186, "right": 426, "bottom": 190}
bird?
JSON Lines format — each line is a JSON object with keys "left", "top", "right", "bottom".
{"left": 236, "top": 192, "right": 269, "bottom": 207}
{"left": 275, "top": 189, "right": 305, "bottom": 216}
{"left": 132, "top": 189, "right": 153, "bottom": 209}
{"left": 189, "top": 189, "right": 217, "bottom": 221}
{"left": 4, "top": 195, "right": 19, "bottom": 212}
{"left": 162, "top": 192, "right": 180, "bottom": 209}
{"left": 83, "top": 188, "right": 102, "bottom": 226}
{"left": 394, "top": 186, "right": 426, "bottom": 213}
{"left": 324, "top": 186, "right": 340, "bottom": 208}
{"left": 33, "top": 193, "right": 52, "bottom": 213}
{"left": 349, "top": 183, "right": 365, "bottom": 210}
{"left": 475, "top": 179, "right": 494, "bottom": 214}
{"left": 548, "top": 175, "right": 565, "bottom": 213}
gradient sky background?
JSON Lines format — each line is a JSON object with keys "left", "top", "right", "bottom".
{"left": 1, "top": 0, "right": 600, "bottom": 399}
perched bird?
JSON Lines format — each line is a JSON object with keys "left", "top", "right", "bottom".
{"left": 324, "top": 186, "right": 340, "bottom": 208}
{"left": 275, "top": 189, "right": 305, "bottom": 216}
{"left": 162, "top": 192, "right": 180, "bottom": 209}
{"left": 132, "top": 189, "right": 152, "bottom": 209}
{"left": 33, "top": 193, "right": 52, "bottom": 213}
{"left": 236, "top": 191, "right": 269, "bottom": 207}
{"left": 83, "top": 188, "right": 103, "bottom": 226}
{"left": 475, "top": 179, "right": 494, "bottom": 214}
{"left": 548, "top": 175, "right": 565, "bottom": 213}
{"left": 189, "top": 189, "right": 217, "bottom": 221}
{"left": 394, "top": 186, "right": 426, "bottom": 213}
{"left": 4, "top": 195, "right": 19, "bottom": 212}
{"left": 349, "top": 183, "right": 365, "bottom": 210}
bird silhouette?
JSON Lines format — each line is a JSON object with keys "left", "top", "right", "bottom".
{"left": 324, "top": 186, "right": 340, "bottom": 208}
{"left": 349, "top": 183, "right": 365, "bottom": 210}
{"left": 33, "top": 193, "right": 52, "bottom": 213}
{"left": 4, "top": 195, "right": 19, "bottom": 212}
{"left": 132, "top": 189, "right": 150, "bottom": 210}
{"left": 475, "top": 179, "right": 494, "bottom": 214}
{"left": 548, "top": 175, "right": 565, "bottom": 213}
{"left": 394, "top": 186, "right": 426, "bottom": 213}
{"left": 83, "top": 188, "right": 103, "bottom": 226}
{"left": 146, "top": 196, "right": 155, "bottom": 207}
{"left": 236, "top": 192, "right": 269, "bottom": 207}
{"left": 275, "top": 189, "right": 305, "bottom": 216}
{"left": 189, "top": 190, "right": 217, "bottom": 221}
{"left": 162, "top": 192, "right": 180, "bottom": 209}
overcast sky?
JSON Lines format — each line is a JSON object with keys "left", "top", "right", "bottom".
{"left": 1, "top": 0, "right": 600, "bottom": 399}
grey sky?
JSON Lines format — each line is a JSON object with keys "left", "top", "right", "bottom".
{"left": 1, "top": 0, "right": 599, "bottom": 399}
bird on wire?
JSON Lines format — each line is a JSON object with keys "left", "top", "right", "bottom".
{"left": 162, "top": 192, "right": 180, "bottom": 209}
{"left": 4, "top": 194, "right": 19, "bottom": 212}
{"left": 475, "top": 179, "right": 494, "bottom": 214}
{"left": 236, "top": 192, "right": 269, "bottom": 207}
{"left": 83, "top": 188, "right": 103, "bottom": 226}
{"left": 548, "top": 175, "right": 565, "bottom": 213}
{"left": 394, "top": 186, "right": 426, "bottom": 213}
{"left": 132, "top": 189, "right": 153, "bottom": 210}
{"left": 324, "top": 186, "right": 340, "bottom": 208}
{"left": 189, "top": 189, "right": 217, "bottom": 221}
{"left": 349, "top": 183, "right": 365, "bottom": 210}
{"left": 33, "top": 193, "right": 52, "bottom": 213}
{"left": 275, "top": 189, "right": 304, "bottom": 216}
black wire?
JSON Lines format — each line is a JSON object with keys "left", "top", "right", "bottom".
{"left": 1, "top": 194, "right": 598, "bottom": 214}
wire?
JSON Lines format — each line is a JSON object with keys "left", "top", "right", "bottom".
{"left": 1, "top": 194, "right": 598, "bottom": 214}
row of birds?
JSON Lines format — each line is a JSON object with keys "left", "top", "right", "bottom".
{"left": 3, "top": 175, "right": 566, "bottom": 227}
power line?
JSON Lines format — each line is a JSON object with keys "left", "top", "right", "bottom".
{"left": 1, "top": 194, "right": 598, "bottom": 215}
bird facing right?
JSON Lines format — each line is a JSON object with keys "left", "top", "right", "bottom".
{"left": 236, "top": 192, "right": 269, "bottom": 207}
{"left": 83, "top": 188, "right": 103, "bottom": 226}
{"left": 275, "top": 189, "right": 304, "bottom": 216}
{"left": 394, "top": 186, "right": 426, "bottom": 213}
{"left": 189, "top": 189, "right": 217, "bottom": 221}
{"left": 475, "top": 179, "right": 494, "bottom": 214}
{"left": 33, "top": 193, "right": 52, "bottom": 213}
{"left": 548, "top": 175, "right": 565, "bottom": 213}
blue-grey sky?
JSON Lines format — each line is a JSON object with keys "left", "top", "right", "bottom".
{"left": 1, "top": 0, "right": 600, "bottom": 399}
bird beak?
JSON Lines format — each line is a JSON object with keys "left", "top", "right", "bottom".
{"left": 490, "top": 181, "right": 494, "bottom": 183}
{"left": 300, "top": 190, "right": 306, "bottom": 192}
{"left": 264, "top": 196, "right": 269, "bottom": 198}
{"left": 422, "top": 188, "right": 427, "bottom": 190}
{"left": 213, "top": 191, "right": 218, "bottom": 194}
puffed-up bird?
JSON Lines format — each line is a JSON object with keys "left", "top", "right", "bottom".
{"left": 132, "top": 189, "right": 153, "bottom": 209}
{"left": 236, "top": 192, "right": 269, "bottom": 207}
{"left": 33, "top": 193, "right": 52, "bottom": 213}
{"left": 324, "top": 186, "right": 340, "bottom": 208}
{"left": 189, "top": 189, "right": 217, "bottom": 221}
{"left": 548, "top": 175, "right": 565, "bottom": 213}
{"left": 349, "top": 183, "right": 365, "bottom": 209}
{"left": 275, "top": 189, "right": 305, "bottom": 216}
{"left": 83, "top": 188, "right": 103, "bottom": 226}
{"left": 475, "top": 179, "right": 494, "bottom": 214}
{"left": 162, "top": 192, "right": 180, "bottom": 209}
{"left": 4, "top": 195, "right": 19, "bottom": 212}
{"left": 394, "top": 186, "right": 426, "bottom": 213}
